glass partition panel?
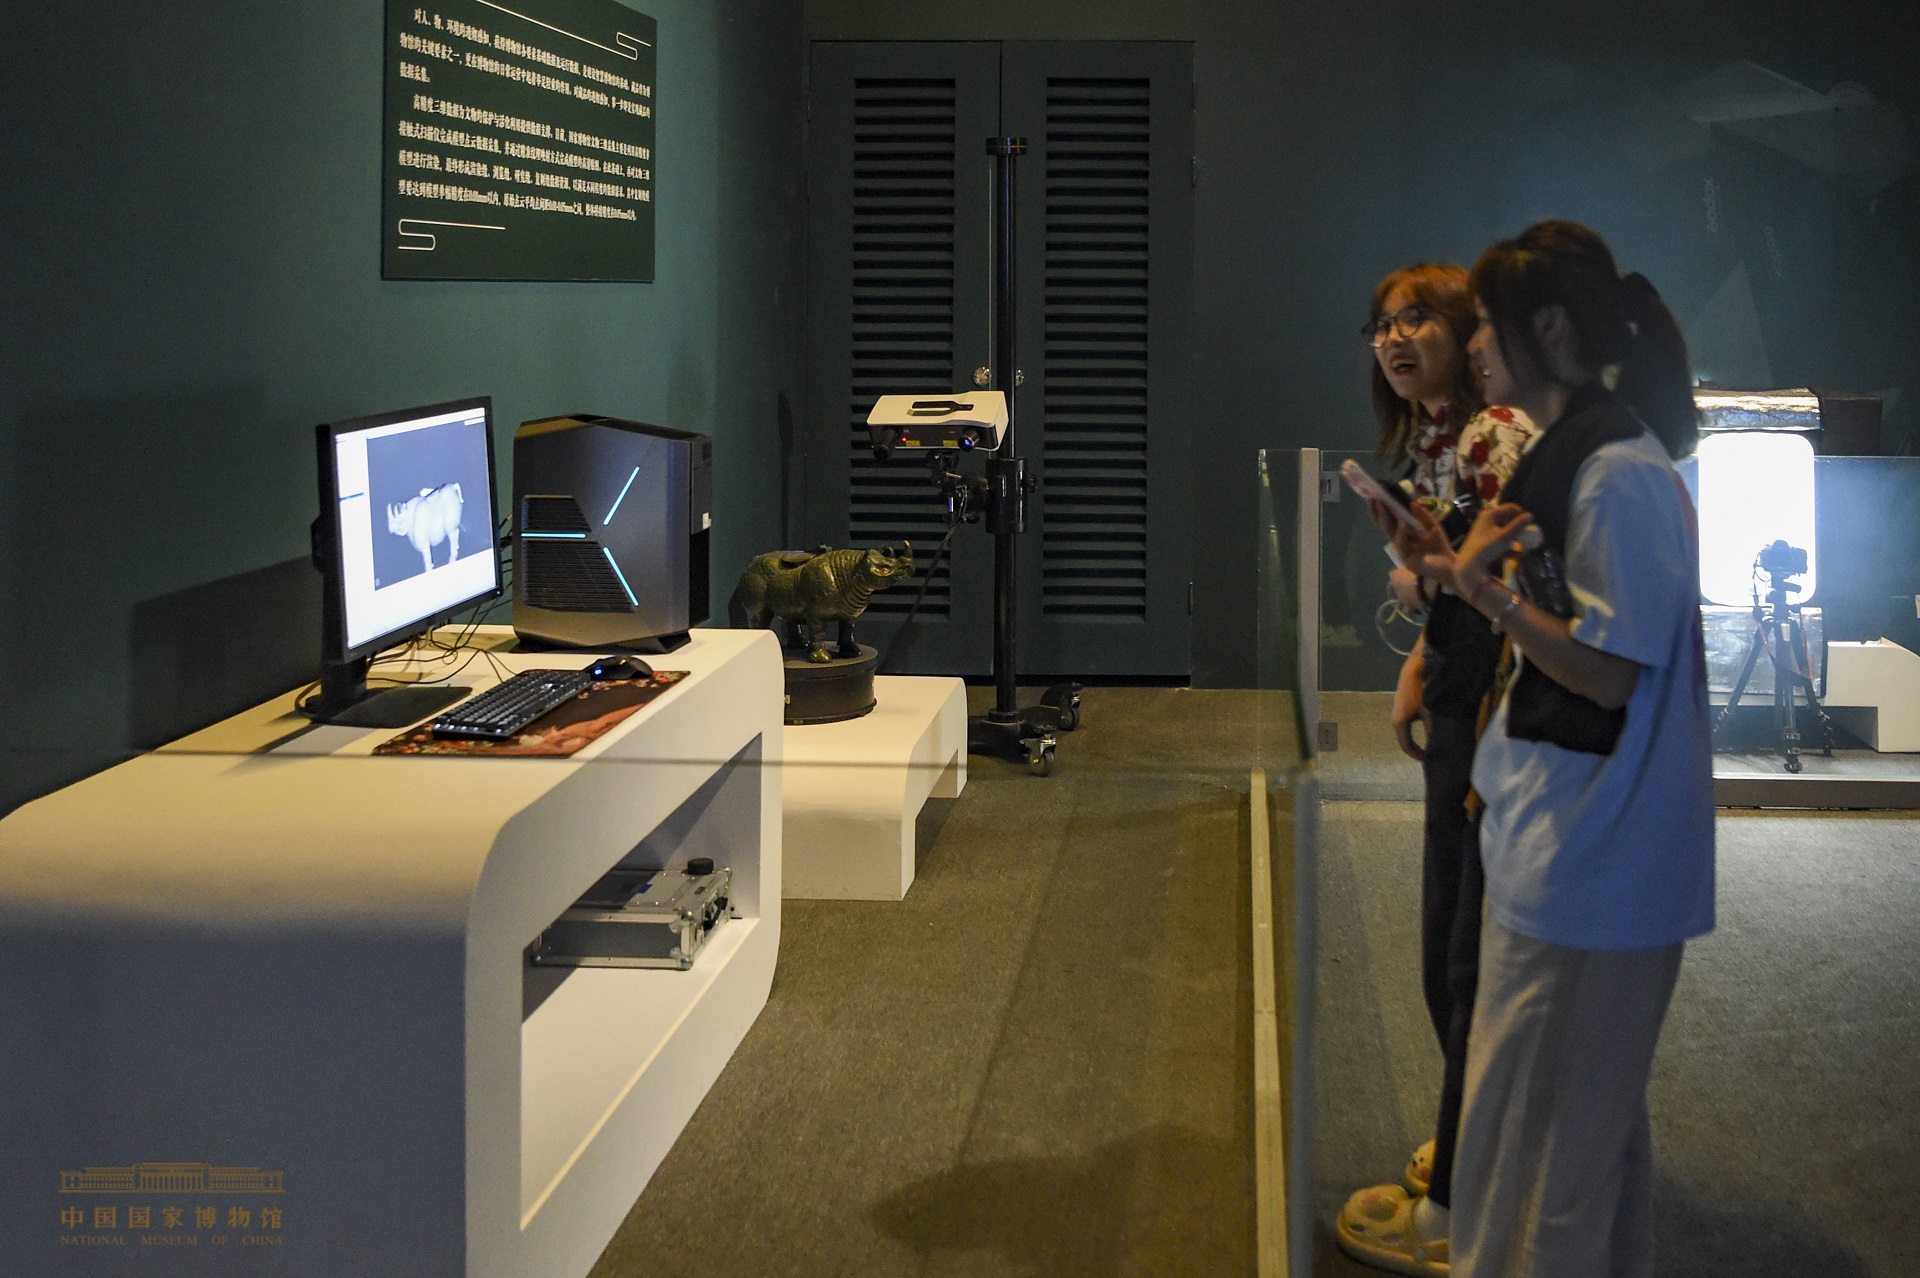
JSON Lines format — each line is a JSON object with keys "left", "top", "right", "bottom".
{"left": 1254, "top": 447, "right": 1308, "bottom": 774}
{"left": 1315, "top": 449, "right": 1422, "bottom": 698}
{"left": 1261, "top": 444, "right": 1920, "bottom": 1278}
{"left": 1295, "top": 448, "right": 1920, "bottom": 794}
{"left": 1298, "top": 449, "right": 1426, "bottom": 805}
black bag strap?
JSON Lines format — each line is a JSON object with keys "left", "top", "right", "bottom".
{"left": 1499, "top": 386, "right": 1647, "bottom": 756}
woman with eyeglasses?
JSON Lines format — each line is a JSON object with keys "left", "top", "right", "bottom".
{"left": 1336, "top": 265, "right": 1536, "bottom": 1277}
{"left": 1377, "top": 222, "right": 1713, "bottom": 1278}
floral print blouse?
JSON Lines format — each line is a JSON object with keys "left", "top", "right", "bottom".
{"left": 1404, "top": 405, "right": 1537, "bottom": 512}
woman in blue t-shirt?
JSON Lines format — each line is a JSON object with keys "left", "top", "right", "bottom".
{"left": 1386, "top": 220, "right": 1714, "bottom": 1278}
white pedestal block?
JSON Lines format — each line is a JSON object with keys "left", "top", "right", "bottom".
{"left": 1825, "top": 639, "right": 1920, "bottom": 751}
{"left": 782, "top": 675, "right": 967, "bottom": 900}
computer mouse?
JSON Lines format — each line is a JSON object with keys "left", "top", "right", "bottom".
{"left": 587, "top": 655, "right": 653, "bottom": 681}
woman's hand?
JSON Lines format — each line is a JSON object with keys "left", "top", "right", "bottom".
{"left": 1392, "top": 646, "right": 1430, "bottom": 762}
{"left": 1446, "top": 504, "right": 1537, "bottom": 604}
{"left": 1382, "top": 500, "right": 1454, "bottom": 587}
{"left": 1389, "top": 566, "right": 1426, "bottom": 617}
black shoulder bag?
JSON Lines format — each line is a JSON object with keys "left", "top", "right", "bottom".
{"left": 1497, "top": 386, "right": 1646, "bottom": 755}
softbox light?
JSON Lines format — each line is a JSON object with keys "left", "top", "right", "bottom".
{"left": 1696, "top": 430, "right": 1817, "bottom": 607}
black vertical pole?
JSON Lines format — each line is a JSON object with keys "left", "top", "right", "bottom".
{"left": 986, "top": 136, "right": 1026, "bottom": 722}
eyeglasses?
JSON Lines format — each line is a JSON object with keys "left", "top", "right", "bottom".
{"left": 1361, "top": 305, "right": 1436, "bottom": 348}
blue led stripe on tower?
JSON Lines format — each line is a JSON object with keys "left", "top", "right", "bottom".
{"left": 602, "top": 548, "right": 639, "bottom": 607}
{"left": 604, "top": 467, "right": 641, "bottom": 524}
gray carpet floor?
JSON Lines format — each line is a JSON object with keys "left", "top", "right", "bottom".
{"left": 1311, "top": 695, "right": 1920, "bottom": 1277}
{"left": 588, "top": 687, "right": 1260, "bottom": 1278}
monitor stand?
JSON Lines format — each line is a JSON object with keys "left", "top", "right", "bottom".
{"left": 311, "top": 657, "right": 468, "bottom": 728}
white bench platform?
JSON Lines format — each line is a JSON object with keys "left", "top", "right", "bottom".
{"left": 782, "top": 676, "right": 967, "bottom": 900}
{"left": 1826, "top": 639, "right": 1920, "bottom": 751}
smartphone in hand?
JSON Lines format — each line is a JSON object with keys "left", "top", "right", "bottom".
{"left": 1339, "top": 460, "right": 1423, "bottom": 534}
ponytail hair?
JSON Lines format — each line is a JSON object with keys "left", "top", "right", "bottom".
{"left": 1471, "top": 221, "right": 1699, "bottom": 458}
{"left": 1614, "top": 272, "right": 1698, "bottom": 458}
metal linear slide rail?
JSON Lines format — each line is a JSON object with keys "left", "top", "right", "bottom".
{"left": 1289, "top": 768, "right": 1319, "bottom": 1278}
{"left": 1250, "top": 767, "right": 1286, "bottom": 1274}
{"left": 1291, "top": 448, "right": 1323, "bottom": 1278}
{"left": 1250, "top": 764, "right": 1321, "bottom": 1278}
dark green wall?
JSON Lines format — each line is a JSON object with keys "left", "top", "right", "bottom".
{"left": 806, "top": 0, "right": 1920, "bottom": 687}
{"left": 2, "top": 0, "right": 1910, "bottom": 796}
{"left": 0, "top": 0, "right": 804, "bottom": 812}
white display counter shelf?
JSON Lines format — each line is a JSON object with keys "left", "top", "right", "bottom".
{"left": 0, "top": 627, "right": 782, "bottom": 1277}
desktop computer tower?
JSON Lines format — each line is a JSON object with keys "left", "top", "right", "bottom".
{"left": 512, "top": 414, "right": 712, "bottom": 651}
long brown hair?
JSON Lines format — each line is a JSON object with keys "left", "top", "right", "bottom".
{"left": 1369, "top": 263, "right": 1483, "bottom": 464}
{"left": 1470, "top": 221, "right": 1698, "bottom": 459}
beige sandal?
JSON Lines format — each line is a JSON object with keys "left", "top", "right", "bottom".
{"left": 1335, "top": 1182, "right": 1449, "bottom": 1277}
{"left": 1402, "top": 1138, "right": 1435, "bottom": 1197}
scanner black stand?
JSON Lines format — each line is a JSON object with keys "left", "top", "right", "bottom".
{"left": 964, "top": 137, "right": 1083, "bottom": 776}
{"left": 865, "top": 139, "right": 1085, "bottom": 775}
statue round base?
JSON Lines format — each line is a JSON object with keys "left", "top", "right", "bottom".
{"left": 782, "top": 644, "right": 879, "bottom": 725}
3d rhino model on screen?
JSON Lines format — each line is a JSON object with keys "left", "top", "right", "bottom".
{"left": 736, "top": 544, "right": 913, "bottom": 662}
{"left": 388, "top": 482, "right": 464, "bottom": 572}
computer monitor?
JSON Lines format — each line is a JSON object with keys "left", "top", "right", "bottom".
{"left": 308, "top": 396, "right": 502, "bottom": 726}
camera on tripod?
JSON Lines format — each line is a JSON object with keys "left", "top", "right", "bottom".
{"left": 1716, "top": 535, "right": 1833, "bottom": 772}
{"left": 1757, "top": 538, "right": 1808, "bottom": 582}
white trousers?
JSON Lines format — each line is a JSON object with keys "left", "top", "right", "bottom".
{"left": 1451, "top": 921, "right": 1683, "bottom": 1278}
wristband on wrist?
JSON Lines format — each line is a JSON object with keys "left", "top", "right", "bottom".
{"left": 1489, "top": 582, "right": 1523, "bottom": 632}
{"left": 1468, "top": 573, "right": 1518, "bottom": 626}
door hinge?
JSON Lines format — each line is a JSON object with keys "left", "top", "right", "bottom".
{"left": 1187, "top": 581, "right": 1195, "bottom": 614}
{"left": 1316, "top": 720, "right": 1340, "bottom": 753}
{"left": 1320, "top": 471, "right": 1341, "bottom": 502}
{"left": 1191, "top": 154, "right": 1198, "bottom": 189}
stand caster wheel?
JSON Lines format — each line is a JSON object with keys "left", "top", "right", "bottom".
{"left": 1040, "top": 683, "right": 1084, "bottom": 733}
{"left": 1027, "top": 742, "right": 1055, "bottom": 776}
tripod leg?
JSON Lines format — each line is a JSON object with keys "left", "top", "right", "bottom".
{"left": 1771, "top": 614, "right": 1802, "bottom": 773}
{"left": 1789, "top": 615, "right": 1837, "bottom": 756}
{"left": 1777, "top": 677, "right": 1802, "bottom": 772}
{"left": 1716, "top": 626, "right": 1765, "bottom": 738}
{"left": 1720, "top": 621, "right": 1758, "bottom": 740}
{"left": 1789, "top": 614, "right": 1835, "bottom": 752}
{"left": 1808, "top": 691, "right": 1838, "bottom": 756}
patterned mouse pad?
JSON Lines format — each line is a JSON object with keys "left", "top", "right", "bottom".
{"left": 373, "top": 672, "right": 689, "bottom": 757}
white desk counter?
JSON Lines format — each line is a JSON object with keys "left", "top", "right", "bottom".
{"left": 0, "top": 627, "right": 782, "bottom": 1276}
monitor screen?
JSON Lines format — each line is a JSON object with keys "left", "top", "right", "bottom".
{"left": 322, "top": 398, "right": 500, "bottom": 657}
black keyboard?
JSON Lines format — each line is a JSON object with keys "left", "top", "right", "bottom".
{"left": 430, "top": 668, "right": 595, "bottom": 740}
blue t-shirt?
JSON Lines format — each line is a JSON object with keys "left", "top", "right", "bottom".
{"left": 1471, "top": 431, "right": 1716, "bottom": 950}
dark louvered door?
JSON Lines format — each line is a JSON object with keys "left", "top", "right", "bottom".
{"left": 1005, "top": 44, "right": 1193, "bottom": 676}
{"left": 805, "top": 43, "right": 999, "bottom": 673}
{"left": 805, "top": 42, "right": 1192, "bottom": 677}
